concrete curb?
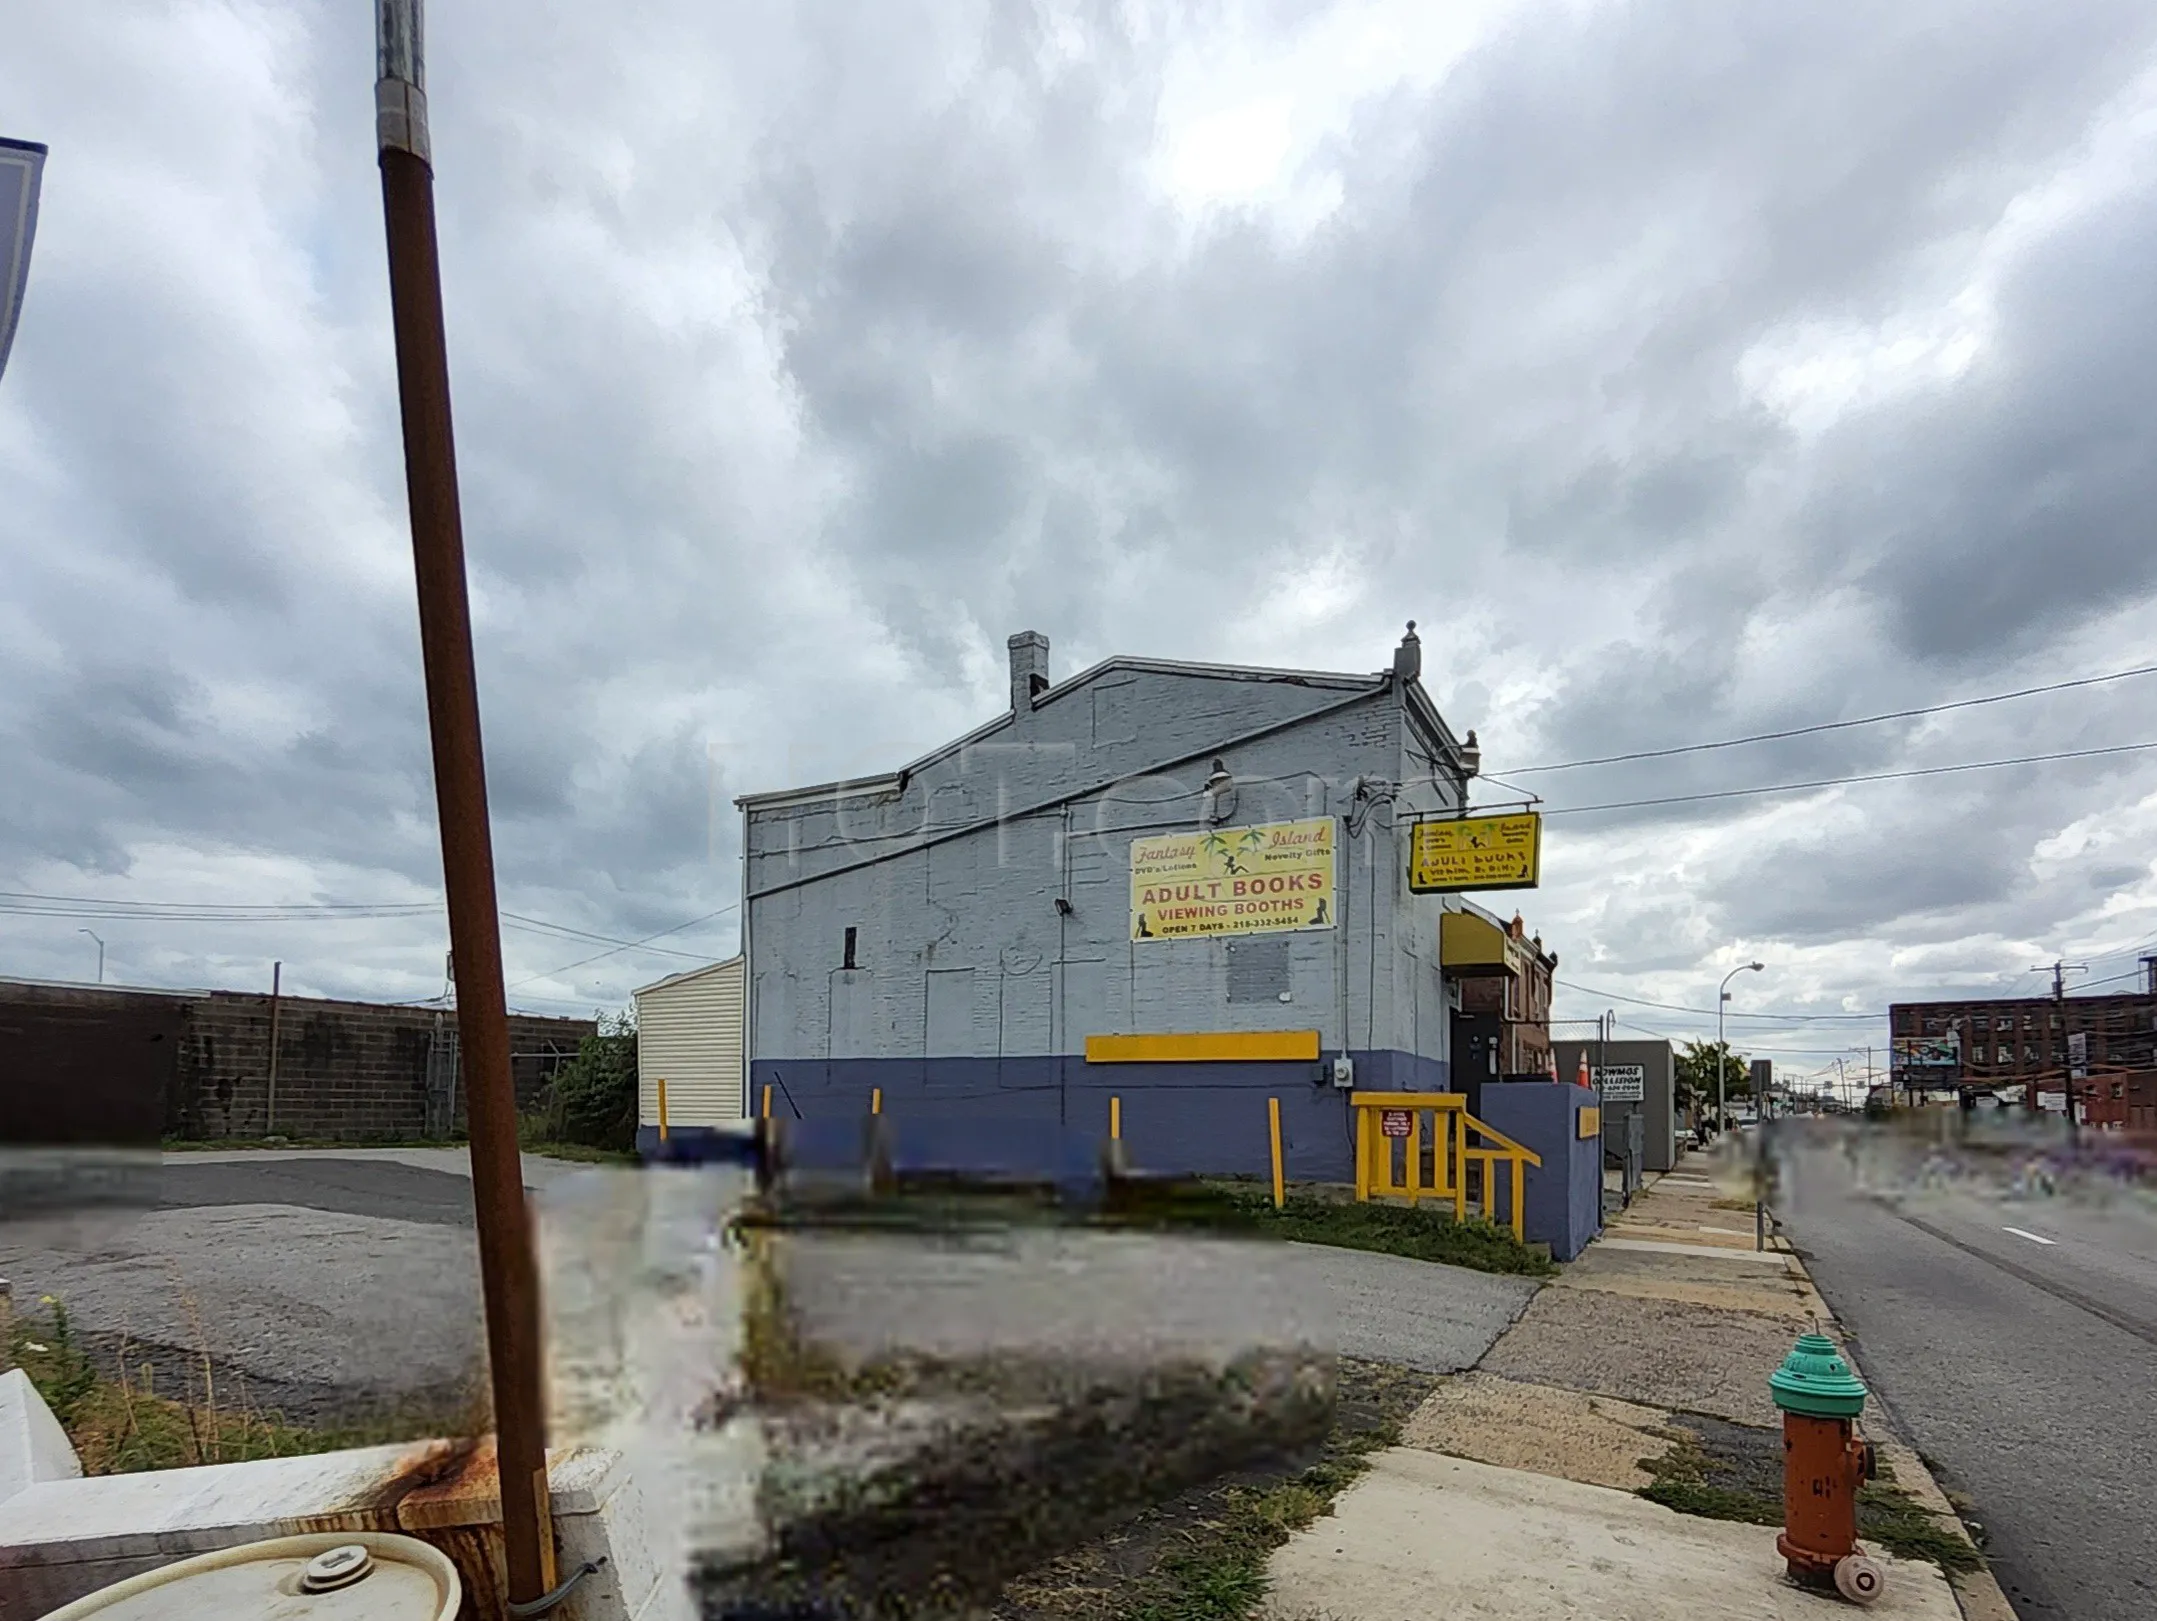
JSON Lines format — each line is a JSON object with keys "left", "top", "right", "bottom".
{"left": 1774, "top": 1240, "right": 2018, "bottom": 1621}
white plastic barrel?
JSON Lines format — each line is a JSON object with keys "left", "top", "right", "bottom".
{"left": 38, "top": 1532, "right": 459, "bottom": 1620}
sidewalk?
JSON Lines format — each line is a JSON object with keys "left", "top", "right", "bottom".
{"left": 1264, "top": 1148, "right": 2014, "bottom": 1621}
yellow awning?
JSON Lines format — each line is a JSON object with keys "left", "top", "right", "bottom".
{"left": 1440, "top": 910, "right": 1510, "bottom": 976}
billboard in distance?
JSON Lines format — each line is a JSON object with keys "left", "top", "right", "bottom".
{"left": 1891, "top": 1033, "right": 1961, "bottom": 1073}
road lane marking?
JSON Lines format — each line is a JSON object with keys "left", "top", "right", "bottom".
{"left": 2003, "top": 1226, "right": 2056, "bottom": 1246}
{"left": 1886, "top": 1210, "right": 2157, "bottom": 1348}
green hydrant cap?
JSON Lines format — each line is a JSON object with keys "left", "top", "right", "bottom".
{"left": 1769, "top": 1332, "right": 1869, "bottom": 1418}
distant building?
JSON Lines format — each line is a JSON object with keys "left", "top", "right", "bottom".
{"left": 1888, "top": 979, "right": 2157, "bottom": 1107}
{"left": 1441, "top": 903, "right": 1557, "bottom": 1094}
{"left": 735, "top": 626, "right": 1493, "bottom": 1182}
{"left": 2074, "top": 1069, "right": 2157, "bottom": 1134}
{"left": 634, "top": 956, "right": 744, "bottom": 1153}
{"left": 1548, "top": 1037, "right": 1678, "bottom": 1173}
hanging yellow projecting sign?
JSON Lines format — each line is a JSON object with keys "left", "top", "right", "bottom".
{"left": 1406, "top": 812, "right": 1542, "bottom": 894}
{"left": 1130, "top": 817, "right": 1337, "bottom": 941}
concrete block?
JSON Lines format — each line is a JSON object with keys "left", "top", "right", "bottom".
{"left": 0, "top": 1368, "right": 81, "bottom": 1505}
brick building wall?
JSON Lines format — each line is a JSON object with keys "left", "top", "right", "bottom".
{"left": 0, "top": 979, "right": 595, "bottom": 1144}
{"left": 1888, "top": 992, "right": 2157, "bottom": 1090}
{"left": 173, "top": 992, "right": 593, "bottom": 1140}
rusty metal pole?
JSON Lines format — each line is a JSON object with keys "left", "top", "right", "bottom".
{"left": 374, "top": 2, "right": 554, "bottom": 1602}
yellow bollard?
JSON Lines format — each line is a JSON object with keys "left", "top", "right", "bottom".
{"left": 1110, "top": 1095, "right": 1121, "bottom": 1141}
{"left": 657, "top": 1077, "right": 669, "bottom": 1143}
{"left": 761, "top": 1083, "right": 773, "bottom": 1120}
{"left": 1452, "top": 1111, "right": 1466, "bottom": 1223}
{"left": 871, "top": 1086, "right": 882, "bottom": 1115}
{"left": 1268, "top": 1096, "right": 1285, "bottom": 1209}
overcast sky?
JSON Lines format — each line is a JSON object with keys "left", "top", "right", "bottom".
{"left": 6, "top": 1, "right": 2157, "bottom": 1085}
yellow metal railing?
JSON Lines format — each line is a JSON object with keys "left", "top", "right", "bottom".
{"left": 1348, "top": 1091, "right": 1544, "bottom": 1241}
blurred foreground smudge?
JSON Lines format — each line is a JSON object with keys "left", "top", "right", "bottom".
{"left": 539, "top": 1168, "right": 1337, "bottom": 1621}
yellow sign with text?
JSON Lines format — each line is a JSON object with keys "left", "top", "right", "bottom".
{"left": 1406, "top": 812, "right": 1542, "bottom": 894}
{"left": 1130, "top": 818, "right": 1337, "bottom": 941}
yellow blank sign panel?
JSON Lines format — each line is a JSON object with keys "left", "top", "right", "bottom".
{"left": 1086, "top": 1030, "right": 1321, "bottom": 1064}
{"left": 1407, "top": 813, "right": 1541, "bottom": 894}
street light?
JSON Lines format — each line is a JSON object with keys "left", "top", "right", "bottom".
{"left": 1717, "top": 960, "right": 1764, "bottom": 1133}
{"left": 78, "top": 928, "right": 104, "bottom": 984}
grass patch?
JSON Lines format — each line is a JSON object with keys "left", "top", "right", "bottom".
{"left": 3, "top": 1297, "right": 401, "bottom": 1474}
{"left": 1123, "top": 1395, "right": 1403, "bottom": 1621}
{"left": 737, "top": 1180, "right": 1556, "bottom": 1280}
{"left": 1858, "top": 1483, "right": 1986, "bottom": 1574}
{"left": 1635, "top": 1418, "right": 1983, "bottom": 1575}
{"left": 1179, "top": 1185, "right": 1557, "bottom": 1278}
{"left": 982, "top": 1359, "right": 1437, "bottom": 1621}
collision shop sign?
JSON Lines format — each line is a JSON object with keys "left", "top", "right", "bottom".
{"left": 1130, "top": 817, "right": 1337, "bottom": 941}
{"left": 1594, "top": 1065, "right": 1646, "bottom": 1102}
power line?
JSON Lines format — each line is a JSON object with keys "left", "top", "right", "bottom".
{"left": 1555, "top": 977, "right": 1881, "bottom": 1021}
{"left": 1499, "top": 661, "right": 2157, "bottom": 775}
{"left": 0, "top": 888, "right": 730, "bottom": 961}
{"left": 1543, "top": 740, "right": 2157, "bottom": 817}
{"left": 1602, "top": 1014, "right": 1873, "bottom": 1055}
{"left": 498, "top": 913, "right": 712, "bottom": 963}
{"left": 508, "top": 902, "right": 740, "bottom": 989}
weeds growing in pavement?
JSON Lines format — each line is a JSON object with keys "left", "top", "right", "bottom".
{"left": 2, "top": 1295, "right": 421, "bottom": 1475}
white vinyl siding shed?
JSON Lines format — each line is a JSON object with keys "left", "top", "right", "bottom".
{"left": 634, "top": 956, "right": 745, "bottom": 1128}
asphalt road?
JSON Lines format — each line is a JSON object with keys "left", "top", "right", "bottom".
{"left": 3, "top": 1151, "right": 1538, "bottom": 1430}
{"left": 1776, "top": 1124, "right": 2157, "bottom": 1621}
{"left": 779, "top": 1230, "right": 1538, "bottom": 1373}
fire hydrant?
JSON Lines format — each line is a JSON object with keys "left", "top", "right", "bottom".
{"left": 1769, "top": 1332, "right": 1885, "bottom": 1605}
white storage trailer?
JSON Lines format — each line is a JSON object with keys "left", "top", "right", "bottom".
{"left": 633, "top": 955, "right": 747, "bottom": 1157}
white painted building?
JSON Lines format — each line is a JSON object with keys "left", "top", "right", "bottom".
{"left": 633, "top": 956, "right": 745, "bottom": 1152}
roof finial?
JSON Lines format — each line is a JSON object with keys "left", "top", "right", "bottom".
{"left": 1394, "top": 621, "right": 1422, "bottom": 682}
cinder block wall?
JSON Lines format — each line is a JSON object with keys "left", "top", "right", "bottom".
{"left": 171, "top": 992, "right": 595, "bottom": 1140}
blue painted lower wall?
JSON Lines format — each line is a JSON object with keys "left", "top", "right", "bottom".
{"left": 739, "top": 1050, "right": 1450, "bottom": 1184}
{"left": 1475, "top": 1081, "right": 1603, "bottom": 1260}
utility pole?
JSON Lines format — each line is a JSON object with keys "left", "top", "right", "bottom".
{"left": 375, "top": 4, "right": 553, "bottom": 1604}
{"left": 2038, "top": 959, "right": 2087, "bottom": 1140}
{"left": 77, "top": 928, "right": 104, "bottom": 984}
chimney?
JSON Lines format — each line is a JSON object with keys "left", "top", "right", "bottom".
{"left": 1008, "top": 630, "right": 1050, "bottom": 714}
{"left": 1394, "top": 621, "right": 1421, "bottom": 683}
